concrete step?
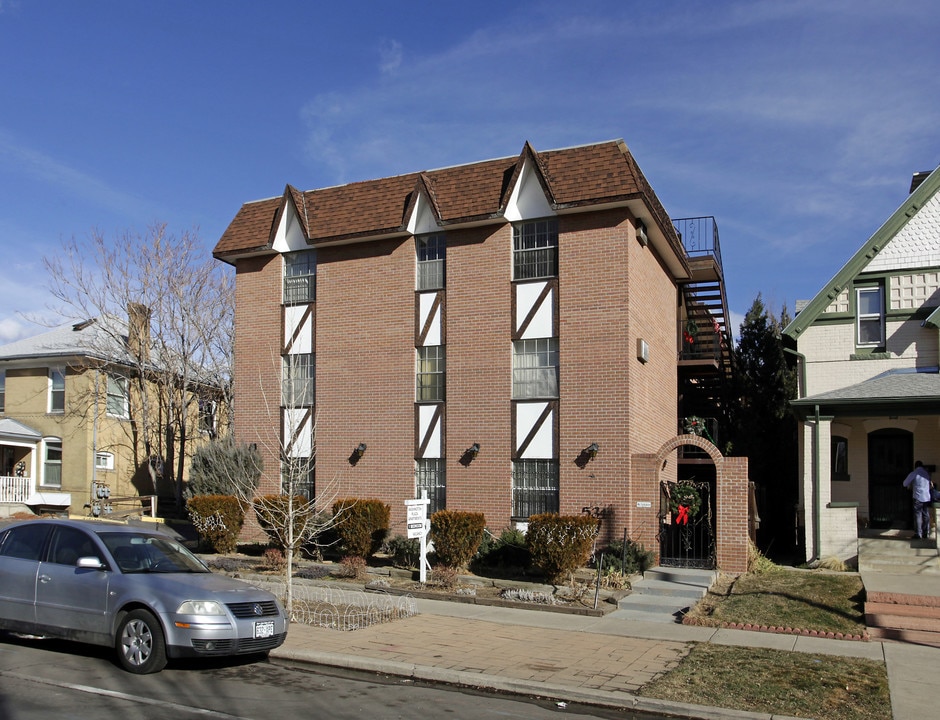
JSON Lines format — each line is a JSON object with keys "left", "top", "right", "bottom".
{"left": 616, "top": 566, "right": 716, "bottom": 622}
{"left": 867, "top": 626, "right": 940, "bottom": 648}
{"left": 865, "top": 612, "right": 940, "bottom": 634}
{"left": 865, "top": 601, "right": 940, "bottom": 617}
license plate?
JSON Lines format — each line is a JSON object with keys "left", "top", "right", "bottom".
{"left": 254, "top": 621, "right": 275, "bottom": 639}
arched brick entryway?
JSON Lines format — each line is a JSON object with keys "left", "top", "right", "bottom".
{"left": 632, "top": 435, "right": 749, "bottom": 573}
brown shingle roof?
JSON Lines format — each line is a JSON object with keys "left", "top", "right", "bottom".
{"left": 214, "top": 140, "right": 681, "bottom": 260}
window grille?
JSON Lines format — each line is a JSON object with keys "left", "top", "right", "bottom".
{"left": 284, "top": 250, "right": 317, "bottom": 304}
{"left": 513, "top": 219, "right": 558, "bottom": 280}
{"left": 512, "top": 338, "right": 558, "bottom": 398}
{"left": 512, "top": 460, "right": 559, "bottom": 517}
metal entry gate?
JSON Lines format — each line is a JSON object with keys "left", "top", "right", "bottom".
{"left": 658, "top": 479, "right": 716, "bottom": 569}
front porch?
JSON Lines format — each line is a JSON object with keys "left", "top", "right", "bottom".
{"left": 0, "top": 474, "right": 72, "bottom": 517}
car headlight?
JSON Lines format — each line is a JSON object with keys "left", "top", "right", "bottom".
{"left": 177, "top": 600, "right": 225, "bottom": 616}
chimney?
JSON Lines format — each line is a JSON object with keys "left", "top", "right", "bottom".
{"left": 910, "top": 171, "right": 931, "bottom": 194}
{"left": 127, "top": 303, "right": 151, "bottom": 363}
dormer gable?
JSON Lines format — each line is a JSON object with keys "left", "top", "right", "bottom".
{"left": 272, "top": 185, "right": 310, "bottom": 253}
{"left": 405, "top": 174, "right": 443, "bottom": 236}
{"left": 503, "top": 142, "right": 556, "bottom": 222}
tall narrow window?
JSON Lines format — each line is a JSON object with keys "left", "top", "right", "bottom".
{"left": 282, "top": 353, "right": 315, "bottom": 407}
{"left": 856, "top": 286, "right": 884, "bottom": 347}
{"left": 513, "top": 219, "right": 558, "bottom": 280}
{"left": 43, "top": 438, "right": 62, "bottom": 487}
{"left": 416, "top": 346, "right": 446, "bottom": 402}
{"left": 199, "top": 398, "right": 217, "bottom": 437}
{"left": 415, "top": 458, "right": 446, "bottom": 514}
{"left": 282, "top": 458, "right": 315, "bottom": 500}
{"left": 106, "top": 374, "right": 129, "bottom": 418}
{"left": 0, "top": 369, "right": 5, "bottom": 413}
{"left": 416, "top": 233, "right": 445, "bottom": 290}
{"left": 831, "top": 436, "right": 849, "bottom": 482}
{"left": 512, "top": 338, "right": 559, "bottom": 399}
{"left": 284, "top": 250, "right": 317, "bottom": 304}
{"left": 49, "top": 368, "right": 65, "bottom": 413}
{"left": 512, "top": 460, "right": 559, "bottom": 517}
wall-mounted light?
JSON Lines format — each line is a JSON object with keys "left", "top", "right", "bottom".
{"left": 459, "top": 442, "right": 481, "bottom": 466}
{"left": 586, "top": 443, "right": 599, "bottom": 459}
{"left": 636, "top": 219, "right": 649, "bottom": 246}
{"left": 354, "top": 443, "right": 367, "bottom": 459}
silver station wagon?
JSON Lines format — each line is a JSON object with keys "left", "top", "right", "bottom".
{"left": 0, "top": 518, "right": 287, "bottom": 673}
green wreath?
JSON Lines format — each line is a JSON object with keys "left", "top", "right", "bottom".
{"left": 668, "top": 481, "right": 702, "bottom": 519}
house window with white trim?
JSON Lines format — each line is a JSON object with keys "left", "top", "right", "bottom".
{"left": 106, "top": 374, "right": 129, "bottom": 418}
{"left": 49, "top": 367, "right": 65, "bottom": 413}
{"left": 856, "top": 286, "right": 885, "bottom": 347}
{"left": 95, "top": 451, "right": 114, "bottom": 471}
{"left": 513, "top": 219, "right": 558, "bottom": 280}
{"left": 43, "top": 438, "right": 62, "bottom": 487}
{"left": 416, "top": 233, "right": 445, "bottom": 290}
{"left": 199, "top": 398, "right": 217, "bottom": 437}
{"left": 512, "top": 459, "right": 559, "bottom": 517}
{"left": 512, "top": 338, "right": 559, "bottom": 399}
{"left": 284, "top": 250, "right": 317, "bottom": 304}
{"left": 0, "top": 369, "right": 5, "bottom": 413}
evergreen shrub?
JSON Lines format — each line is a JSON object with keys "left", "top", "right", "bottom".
{"left": 186, "top": 494, "right": 244, "bottom": 554}
{"left": 332, "top": 498, "right": 390, "bottom": 559}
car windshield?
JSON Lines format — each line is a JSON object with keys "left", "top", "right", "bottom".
{"left": 100, "top": 533, "right": 210, "bottom": 574}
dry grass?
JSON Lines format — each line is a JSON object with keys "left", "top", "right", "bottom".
{"left": 642, "top": 645, "right": 890, "bottom": 720}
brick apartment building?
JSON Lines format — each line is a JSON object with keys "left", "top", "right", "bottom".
{"left": 213, "top": 139, "right": 747, "bottom": 570}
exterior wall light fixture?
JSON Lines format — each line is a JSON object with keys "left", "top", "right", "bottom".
{"left": 354, "top": 443, "right": 367, "bottom": 459}
{"left": 468, "top": 443, "right": 481, "bottom": 457}
{"left": 586, "top": 443, "right": 599, "bottom": 459}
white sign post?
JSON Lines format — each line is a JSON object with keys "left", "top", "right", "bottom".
{"left": 405, "top": 497, "right": 432, "bottom": 582}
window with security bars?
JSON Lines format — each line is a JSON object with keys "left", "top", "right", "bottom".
{"left": 415, "top": 458, "right": 446, "bottom": 514}
{"left": 416, "top": 346, "right": 445, "bottom": 402}
{"left": 512, "top": 460, "right": 558, "bottom": 517}
{"left": 282, "top": 354, "right": 315, "bottom": 406}
{"left": 513, "top": 219, "right": 558, "bottom": 280}
{"left": 416, "top": 234, "right": 445, "bottom": 290}
{"left": 283, "top": 250, "right": 317, "bottom": 304}
{"left": 512, "top": 338, "right": 558, "bottom": 398}
{"left": 282, "top": 458, "right": 315, "bottom": 500}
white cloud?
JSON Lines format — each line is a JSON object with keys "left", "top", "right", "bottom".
{"left": 379, "top": 39, "right": 403, "bottom": 75}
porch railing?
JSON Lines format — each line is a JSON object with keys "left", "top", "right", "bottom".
{"left": 0, "top": 475, "right": 36, "bottom": 503}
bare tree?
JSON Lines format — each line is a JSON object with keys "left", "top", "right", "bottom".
{"left": 240, "top": 356, "right": 347, "bottom": 619}
{"left": 42, "top": 224, "right": 234, "bottom": 508}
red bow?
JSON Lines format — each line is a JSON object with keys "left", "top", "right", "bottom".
{"left": 676, "top": 505, "right": 690, "bottom": 525}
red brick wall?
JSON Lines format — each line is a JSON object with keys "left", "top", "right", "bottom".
{"left": 230, "top": 210, "right": 684, "bottom": 542}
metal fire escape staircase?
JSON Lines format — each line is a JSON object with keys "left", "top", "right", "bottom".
{"left": 674, "top": 217, "right": 733, "bottom": 448}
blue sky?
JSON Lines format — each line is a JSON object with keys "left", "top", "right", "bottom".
{"left": 1, "top": 0, "right": 938, "bottom": 343}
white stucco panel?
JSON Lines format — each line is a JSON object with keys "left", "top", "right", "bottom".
{"left": 418, "top": 292, "right": 442, "bottom": 346}
{"left": 283, "top": 409, "right": 313, "bottom": 457}
{"left": 407, "top": 193, "right": 440, "bottom": 236}
{"left": 284, "top": 306, "right": 314, "bottom": 354}
{"left": 516, "top": 402, "right": 554, "bottom": 459}
{"left": 417, "top": 404, "right": 443, "bottom": 458}
{"left": 515, "top": 281, "right": 554, "bottom": 339}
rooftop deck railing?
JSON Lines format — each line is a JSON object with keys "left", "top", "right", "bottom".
{"left": 674, "top": 216, "right": 722, "bottom": 270}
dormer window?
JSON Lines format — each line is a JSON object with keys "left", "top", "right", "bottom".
{"left": 416, "top": 234, "right": 445, "bottom": 291}
{"left": 284, "top": 250, "right": 317, "bottom": 305}
{"left": 856, "top": 286, "right": 885, "bottom": 347}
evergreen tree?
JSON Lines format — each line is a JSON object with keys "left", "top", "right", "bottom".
{"left": 731, "top": 294, "right": 799, "bottom": 558}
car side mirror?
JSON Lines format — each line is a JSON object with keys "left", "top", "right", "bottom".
{"left": 77, "top": 556, "right": 105, "bottom": 570}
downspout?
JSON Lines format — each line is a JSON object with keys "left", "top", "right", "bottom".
{"left": 783, "top": 346, "right": 818, "bottom": 561}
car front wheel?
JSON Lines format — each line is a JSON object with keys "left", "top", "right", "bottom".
{"left": 116, "top": 609, "right": 167, "bottom": 674}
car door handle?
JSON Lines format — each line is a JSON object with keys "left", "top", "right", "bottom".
{"left": 39, "top": 574, "right": 52, "bottom": 583}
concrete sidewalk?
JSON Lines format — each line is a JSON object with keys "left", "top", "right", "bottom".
{"left": 270, "top": 594, "right": 926, "bottom": 720}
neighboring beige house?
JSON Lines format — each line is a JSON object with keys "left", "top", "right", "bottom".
{"left": 0, "top": 312, "right": 221, "bottom": 518}
{"left": 783, "top": 163, "right": 940, "bottom": 563}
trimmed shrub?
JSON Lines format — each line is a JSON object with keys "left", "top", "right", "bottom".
{"left": 186, "top": 494, "right": 244, "bottom": 554}
{"left": 385, "top": 535, "right": 421, "bottom": 570}
{"left": 430, "top": 509, "right": 486, "bottom": 569}
{"left": 252, "top": 494, "right": 316, "bottom": 553}
{"left": 332, "top": 498, "right": 390, "bottom": 559}
{"left": 526, "top": 513, "right": 600, "bottom": 583}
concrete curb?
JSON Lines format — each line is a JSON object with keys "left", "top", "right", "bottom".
{"left": 270, "top": 647, "right": 811, "bottom": 720}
